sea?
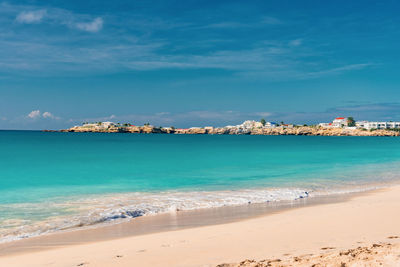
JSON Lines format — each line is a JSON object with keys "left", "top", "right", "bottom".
{"left": 1, "top": 131, "right": 400, "bottom": 243}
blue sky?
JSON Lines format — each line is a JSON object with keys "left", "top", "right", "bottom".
{"left": 1, "top": 0, "right": 400, "bottom": 129}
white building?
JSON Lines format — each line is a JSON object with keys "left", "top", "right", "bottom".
{"left": 80, "top": 121, "right": 115, "bottom": 129}
{"left": 318, "top": 122, "right": 332, "bottom": 127}
{"left": 319, "top": 117, "right": 348, "bottom": 128}
{"left": 332, "top": 117, "right": 348, "bottom": 127}
{"left": 240, "top": 120, "right": 263, "bottom": 129}
{"left": 237, "top": 120, "right": 278, "bottom": 129}
{"left": 264, "top": 122, "right": 277, "bottom": 128}
{"left": 101, "top": 121, "right": 115, "bottom": 128}
{"left": 320, "top": 117, "right": 400, "bottom": 130}
{"left": 387, "top": 122, "right": 400, "bottom": 129}
{"left": 356, "top": 121, "right": 400, "bottom": 130}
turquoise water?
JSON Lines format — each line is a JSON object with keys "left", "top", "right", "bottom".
{"left": 1, "top": 131, "right": 400, "bottom": 242}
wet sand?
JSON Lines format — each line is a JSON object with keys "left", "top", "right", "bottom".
{"left": 1, "top": 186, "right": 400, "bottom": 266}
{"left": 0, "top": 192, "right": 356, "bottom": 256}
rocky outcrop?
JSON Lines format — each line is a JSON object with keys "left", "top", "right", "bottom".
{"left": 64, "top": 125, "right": 124, "bottom": 133}
{"left": 60, "top": 125, "right": 400, "bottom": 137}
{"left": 254, "top": 127, "right": 399, "bottom": 136}
{"left": 125, "top": 126, "right": 141, "bottom": 133}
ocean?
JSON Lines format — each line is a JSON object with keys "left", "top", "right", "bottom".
{"left": 1, "top": 131, "right": 400, "bottom": 242}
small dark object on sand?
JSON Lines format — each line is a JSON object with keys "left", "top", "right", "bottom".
{"left": 321, "top": 247, "right": 335, "bottom": 250}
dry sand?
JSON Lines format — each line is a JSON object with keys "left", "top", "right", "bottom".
{"left": 1, "top": 186, "right": 400, "bottom": 267}
{"left": 219, "top": 242, "right": 400, "bottom": 266}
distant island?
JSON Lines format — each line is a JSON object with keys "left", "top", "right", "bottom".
{"left": 54, "top": 117, "right": 400, "bottom": 136}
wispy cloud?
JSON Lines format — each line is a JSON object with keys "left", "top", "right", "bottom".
{"left": 303, "top": 63, "right": 374, "bottom": 78}
{"left": 204, "top": 22, "right": 249, "bottom": 29}
{"left": 75, "top": 17, "right": 103, "bottom": 32}
{"left": 0, "top": 2, "right": 376, "bottom": 81}
{"left": 16, "top": 9, "right": 46, "bottom": 24}
{"left": 4, "top": 3, "right": 104, "bottom": 32}
{"left": 289, "top": 39, "right": 302, "bottom": 47}
{"left": 0, "top": 35, "right": 373, "bottom": 80}
{"left": 261, "top": 16, "right": 282, "bottom": 25}
{"left": 204, "top": 16, "right": 282, "bottom": 29}
{"left": 327, "top": 103, "right": 400, "bottom": 118}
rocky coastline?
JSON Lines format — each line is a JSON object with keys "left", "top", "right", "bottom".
{"left": 58, "top": 123, "right": 400, "bottom": 137}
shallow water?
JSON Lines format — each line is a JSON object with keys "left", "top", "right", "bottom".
{"left": 1, "top": 131, "right": 400, "bottom": 242}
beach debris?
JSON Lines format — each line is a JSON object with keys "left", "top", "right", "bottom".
{"left": 320, "top": 247, "right": 335, "bottom": 250}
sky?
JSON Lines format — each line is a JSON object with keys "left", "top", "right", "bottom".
{"left": 0, "top": 0, "right": 400, "bottom": 129}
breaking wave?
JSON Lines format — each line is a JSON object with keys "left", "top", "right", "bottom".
{"left": 0, "top": 185, "right": 383, "bottom": 243}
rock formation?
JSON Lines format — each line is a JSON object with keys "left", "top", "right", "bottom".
{"left": 60, "top": 124, "right": 400, "bottom": 137}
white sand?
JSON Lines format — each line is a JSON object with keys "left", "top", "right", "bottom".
{"left": 1, "top": 186, "right": 400, "bottom": 267}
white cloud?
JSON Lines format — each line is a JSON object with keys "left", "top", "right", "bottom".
{"left": 27, "top": 110, "right": 59, "bottom": 120}
{"left": 16, "top": 10, "right": 46, "bottom": 24}
{"left": 27, "top": 110, "right": 41, "bottom": 119}
{"left": 254, "top": 112, "right": 273, "bottom": 117}
{"left": 289, "top": 39, "right": 302, "bottom": 47}
{"left": 42, "top": 111, "right": 55, "bottom": 119}
{"left": 76, "top": 17, "right": 103, "bottom": 32}
{"left": 204, "top": 17, "right": 282, "bottom": 29}
{"left": 0, "top": 3, "right": 374, "bottom": 81}
{"left": 303, "top": 63, "right": 373, "bottom": 78}
{"left": 8, "top": 3, "right": 103, "bottom": 32}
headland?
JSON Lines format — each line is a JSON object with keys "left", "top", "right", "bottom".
{"left": 57, "top": 118, "right": 400, "bottom": 136}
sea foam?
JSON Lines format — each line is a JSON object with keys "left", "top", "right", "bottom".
{"left": 0, "top": 185, "right": 382, "bottom": 243}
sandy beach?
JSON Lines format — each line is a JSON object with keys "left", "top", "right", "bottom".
{"left": 3, "top": 0, "right": 399, "bottom": 266}
{"left": 0, "top": 186, "right": 399, "bottom": 266}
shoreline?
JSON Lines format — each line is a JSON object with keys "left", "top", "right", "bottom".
{"left": 0, "top": 190, "right": 361, "bottom": 256}
{"left": 0, "top": 182, "right": 387, "bottom": 251}
{"left": 2, "top": 186, "right": 400, "bottom": 266}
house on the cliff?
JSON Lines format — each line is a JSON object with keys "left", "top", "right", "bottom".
{"left": 320, "top": 118, "right": 400, "bottom": 130}
{"left": 332, "top": 117, "right": 348, "bottom": 127}
{"left": 319, "top": 117, "right": 348, "bottom": 128}
{"left": 101, "top": 121, "right": 115, "bottom": 128}
{"left": 264, "top": 122, "right": 277, "bottom": 128}
{"left": 356, "top": 121, "right": 400, "bottom": 130}
{"left": 236, "top": 120, "right": 277, "bottom": 130}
